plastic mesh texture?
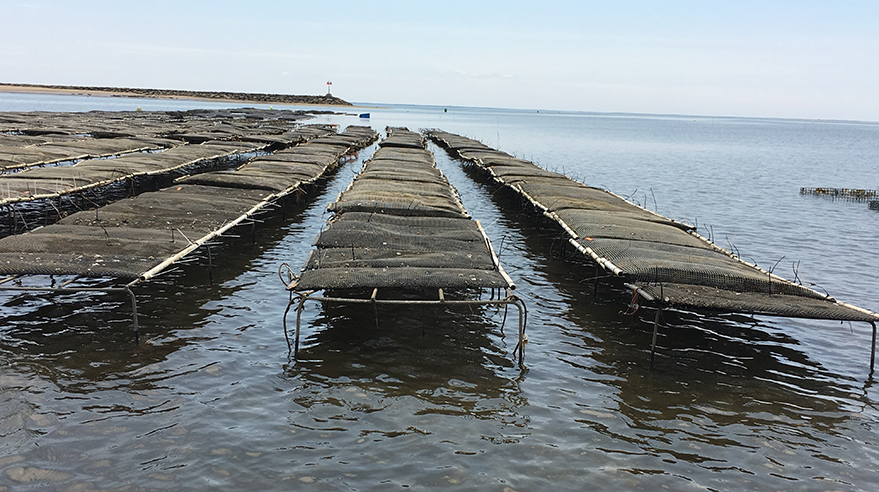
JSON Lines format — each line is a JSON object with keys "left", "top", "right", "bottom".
{"left": 635, "top": 283, "right": 877, "bottom": 322}
{"left": 55, "top": 185, "right": 271, "bottom": 234}
{"left": 314, "top": 217, "right": 488, "bottom": 250}
{"left": 0, "top": 137, "right": 181, "bottom": 171}
{"left": 426, "top": 129, "right": 877, "bottom": 322}
{"left": 177, "top": 126, "right": 377, "bottom": 191}
{"left": 0, "top": 125, "right": 379, "bottom": 278}
{"left": 559, "top": 209, "right": 706, "bottom": 248}
{"left": 305, "top": 248, "right": 491, "bottom": 271}
{"left": 0, "top": 252, "right": 157, "bottom": 279}
{"left": 0, "top": 113, "right": 316, "bottom": 160}
{"left": 423, "top": 131, "right": 494, "bottom": 152}
{"left": 516, "top": 182, "right": 643, "bottom": 212}
{"left": 363, "top": 147, "right": 437, "bottom": 164}
{"left": 297, "top": 267, "right": 507, "bottom": 290}
{"left": 0, "top": 143, "right": 257, "bottom": 199}
{"left": 587, "top": 238, "right": 824, "bottom": 298}
{"left": 379, "top": 127, "right": 426, "bottom": 149}
{"left": 294, "top": 128, "right": 510, "bottom": 291}
{"left": 0, "top": 109, "right": 339, "bottom": 204}
{"left": 327, "top": 138, "right": 470, "bottom": 219}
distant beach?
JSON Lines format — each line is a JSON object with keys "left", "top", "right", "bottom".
{"left": 0, "top": 82, "right": 353, "bottom": 107}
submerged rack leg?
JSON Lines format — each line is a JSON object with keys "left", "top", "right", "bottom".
{"left": 506, "top": 296, "right": 526, "bottom": 367}
{"left": 650, "top": 309, "right": 662, "bottom": 366}
{"left": 207, "top": 245, "right": 213, "bottom": 285}
{"left": 871, "top": 321, "right": 876, "bottom": 374}
{"left": 371, "top": 288, "right": 379, "bottom": 329}
{"left": 283, "top": 295, "right": 294, "bottom": 353}
{"left": 126, "top": 286, "right": 139, "bottom": 344}
{"left": 517, "top": 300, "right": 525, "bottom": 366}
{"left": 294, "top": 297, "right": 306, "bottom": 356}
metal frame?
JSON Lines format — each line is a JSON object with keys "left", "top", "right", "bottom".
{"left": 0, "top": 274, "right": 141, "bottom": 341}
{"left": 284, "top": 287, "right": 528, "bottom": 366}
{"left": 0, "top": 177, "right": 329, "bottom": 343}
{"left": 430, "top": 133, "right": 879, "bottom": 373}
{"left": 0, "top": 131, "right": 378, "bottom": 345}
{"left": 625, "top": 286, "right": 879, "bottom": 374}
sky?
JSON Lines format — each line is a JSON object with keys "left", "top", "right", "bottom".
{"left": 2, "top": 0, "right": 878, "bottom": 121}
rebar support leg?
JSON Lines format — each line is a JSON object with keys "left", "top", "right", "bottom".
{"left": 207, "top": 245, "right": 213, "bottom": 285}
{"left": 650, "top": 309, "right": 661, "bottom": 366}
{"left": 294, "top": 296, "right": 308, "bottom": 357}
{"left": 870, "top": 322, "right": 876, "bottom": 374}
{"left": 126, "top": 287, "right": 140, "bottom": 344}
{"left": 511, "top": 297, "right": 525, "bottom": 367}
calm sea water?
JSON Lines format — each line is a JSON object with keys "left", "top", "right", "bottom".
{"left": 1, "top": 92, "right": 878, "bottom": 490}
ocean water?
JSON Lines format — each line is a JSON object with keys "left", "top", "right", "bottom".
{"left": 1, "top": 92, "right": 878, "bottom": 490}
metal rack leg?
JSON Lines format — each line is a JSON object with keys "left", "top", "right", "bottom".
{"left": 650, "top": 309, "right": 662, "bottom": 366}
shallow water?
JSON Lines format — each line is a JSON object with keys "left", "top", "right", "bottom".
{"left": 1, "top": 93, "right": 878, "bottom": 490}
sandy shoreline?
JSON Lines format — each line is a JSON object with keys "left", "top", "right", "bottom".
{"left": 0, "top": 83, "right": 363, "bottom": 109}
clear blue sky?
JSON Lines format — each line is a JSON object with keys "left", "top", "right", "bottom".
{"left": 3, "top": 0, "right": 878, "bottom": 121}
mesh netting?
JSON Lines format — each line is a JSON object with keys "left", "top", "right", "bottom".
{"left": 369, "top": 147, "right": 435, "bottom": 162}
{"left": 587, "top": 238, "right": 823, "bottom": 298}
{"left": 366, "top": 154, "right": 437, "bottom": 166}
{"left": 304, "top": 248, "right": 492, "bottom": 271}
{"left": 0, "top": 137, "right": 180, "bottom": 170}
{"left": 0, "top": 141, "right": 260, "bottom": 202}
{"left": 489, "top": 166, "right": 572, "bottom": 182}
{"left": 456, "top": 150, "right": 512, "bottom": 161}
{"left": 558, "top": 209, "right": 705, "bottom": 247}
{"left": 326, "top": 212, "right": 480, "bottom": 228}
{"left": 0, "top": 252, "right": 156, "bottom": 279}
{"left": 296, "top": 266, "right": 508, "bottom": 290}
{"left": 328, "top": 146, "right": 468, "bottom": 219}
{"left": 247, "top": 153, "right": 337, "bottom": 166}
{"left": 350, "top": 170, "right": 449, "bottom": 185}
{"left": 364, "top": 159, "right": 440, "bottom": 173}
{"left": 427, "top": 130, "right": 878, "bottom": 322}
{"left": 336, "top": 179, "right": 460, "bottom": 197}
{"left": 328, "top": 193, "right": 469, "bottom": 219}
{"left": 636, "top": 282, "right": 877, "bottom": 322}
{"left": 313, "top": 217, "right": 487, "bottom": 250}
{"left": 516, "top": 182, "right": 638, "bottom": 213}
{"left": 55, "top": 185, "right": 272, "bottom": 234}
{"left": 0, "top": 225, "right": 194, "bottom": 278}
{"left": 293, "top": 139, "right": 512, "bottom": 292}
{"left": 238, "top": 161, "right": 328, "bottom": 176}
{"left": 175, "top": 127, "right": 375, "bottom": 192}
{"left": 379, "top": 128, "right": 426, "bottom": 149}
{"left": 174, "top": 170, "right": 317, "bottom": 192}
{"left": 0, "top": 125, "right": 379, "bottom": 278}
{"left": 425, "top": 131, "right": 494, "bottom": 152}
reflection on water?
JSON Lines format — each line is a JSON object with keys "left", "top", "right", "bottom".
{"left": 432, "top": 142, "right": 879, "bottom": 490}
{"left": 275, "top": 303, "right": 531, "bottom": 487}
{"left": 0, "top": 98, "right": 878, "bottom": 490}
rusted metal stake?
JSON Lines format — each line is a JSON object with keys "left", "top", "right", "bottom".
{"left": 126, "top": 286, "right": 140, "bottom": 344}
{"left": 294, "top": 295, "right": 308, "bottom": 356}
{"left": 207, "top": 244, "right": 213, "bottom": 285}
{"left": 650, "top": 309, "right": 662, "bottom": 366}
{"left": 517, "top": 298, "right": 525, "bottom": 366}
{"left": 871, "top": 321, "right": 877, "bottom": 374}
